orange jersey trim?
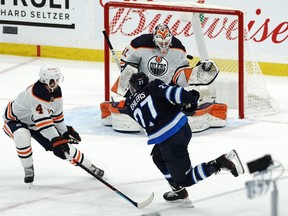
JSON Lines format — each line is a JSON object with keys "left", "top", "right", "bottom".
{"left": 7, "top": 101, "right": 17, "bottom": 121}
{"left": 35, "top": 119, "right": 54, "bottom": 129}
{"left": 52, "top": 114, "right": 64, "bottom": 122}
{"left": 3, "top": 123, "right": 14, "bottom": 139}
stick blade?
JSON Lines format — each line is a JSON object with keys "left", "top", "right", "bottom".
{"left": 136, "top": 192, "right": 154, "bottom": 209}
{"left": 228, "top": 149, "right": 245, "bottom": 176}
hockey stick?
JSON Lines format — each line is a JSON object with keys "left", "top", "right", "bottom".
{"left": 65, "top": 152, "right": 154, "bottom": 209}
{"left": 102, "top": 29, "right": 122, "bottom": 71}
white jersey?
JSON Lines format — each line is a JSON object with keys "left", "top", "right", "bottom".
{"left": 3, "top": 81, "right": 67, "bottom": 141}
{"left": 121, "top": 34, "right": 190, "bottom": 84}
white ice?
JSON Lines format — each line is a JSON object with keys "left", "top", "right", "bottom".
{"left": 0, "top": 55, "right": 287, "bottom": 216}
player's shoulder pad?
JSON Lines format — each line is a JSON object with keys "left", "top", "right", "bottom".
{"left": 170, "top": 36, "right": 186, "bottom": 52}
{"left": 131, "top": 34, "right": 155, "bottom": 49}
{"left": 32, "top": 81, "right": 62, "bottom": 102}
{"left": 152, "top": 78, "right": 166, "bottom": 86}
{"left": 148, "top": 79, "right": 166, "bottom": 92}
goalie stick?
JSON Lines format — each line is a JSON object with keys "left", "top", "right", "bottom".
{"left": 102, "top": 29, "right": 122, "bottom": 71}
{"left": 65, "top": 152, "right": 154, "bottom": 209}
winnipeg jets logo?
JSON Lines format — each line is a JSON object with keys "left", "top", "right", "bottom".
{"left": 148, "top": 56, "right": 168, "bottom": 77}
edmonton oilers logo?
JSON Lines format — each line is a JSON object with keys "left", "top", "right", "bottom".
{"left": 148, "top": 56, "right": 168, "bottom": 76}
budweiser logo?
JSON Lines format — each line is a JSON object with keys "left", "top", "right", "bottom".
{"left": 107, "top": 7, "right": 287, "bottom": 44}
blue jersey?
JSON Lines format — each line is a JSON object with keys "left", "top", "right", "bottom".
{"left": 125, "top": 79, "right": 198, "bottom": 145}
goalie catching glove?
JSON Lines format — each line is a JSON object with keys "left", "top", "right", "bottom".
{"left": 172, "top": 59, "right": 220, "bottom": 87}
{"left": 63, "top": 126, "right": 81, "bottom": 144}
{"left": 52, "top": 136, "right": 70, "bottom": 159}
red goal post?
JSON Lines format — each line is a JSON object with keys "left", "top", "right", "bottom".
{"left": 103, "top": 1, "right": 278, "bottom": 119}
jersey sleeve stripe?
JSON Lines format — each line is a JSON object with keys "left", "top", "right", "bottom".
{"left": 165, "top": 86, "right": 173, "bottom": 101}
{"left": 172, "top": 69, "right": 182, "bottom": 84}
{"left": 165, "top": 86, "right": 183, "bottom": 104}
{"left": 147, "top": 113, "right": 187, "bottom": 144}
{"left": 52, "top": 113, "right": 64, "bottom": 122}
{"left": 35, "top": 119, "right": 54, "bottom": 129}
{"left": 174, "top": 87, "right": 183, "bottom": 104}
{"left": 6, "top": 101, "right": 18, "bottom": 121}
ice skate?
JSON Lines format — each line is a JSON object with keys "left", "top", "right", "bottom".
{"left": 24, "top": 165, "right": 34, "bottom": 184}
{"left": 163, "top": 186, "right": 194, "bottom": 207}
{"left": 90, "top": 164, "right": 105, "bottom": 179}
{"left": 216, "top": 149, "right": 245, "bottom": 177}
{"left": 163, "top": 186, "right": 188, "bottom": 202}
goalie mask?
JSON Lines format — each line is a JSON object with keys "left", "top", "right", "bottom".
{"left": 129, "top": 72, "right": 149, "bottom": 94}
{"left": 153, "top": 23, "right": 172, "bottom": 56}
{"left": 39, "top": 64, "right": 63, "bottom": 92}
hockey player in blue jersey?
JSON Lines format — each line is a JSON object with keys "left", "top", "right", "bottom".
{"left": 122, "top": 72, "right": 245, "bottom": 203}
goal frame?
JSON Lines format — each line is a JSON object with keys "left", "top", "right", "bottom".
{"left": 103, "top": 1, "right": 245, "bottom": 118}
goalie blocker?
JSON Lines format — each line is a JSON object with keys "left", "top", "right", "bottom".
{"left": 100, "top": 101, "right": 227, "bottom": 133}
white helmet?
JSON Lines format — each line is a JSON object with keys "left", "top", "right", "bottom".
{"left": 153, "top": 23, "right": 173, "bottom": 56}
{"left": 39, "top": 64, "right": 63, "bottom": 91}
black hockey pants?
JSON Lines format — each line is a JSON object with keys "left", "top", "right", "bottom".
{"left": 151, "top": 122, "right": 192, "bottom": 187}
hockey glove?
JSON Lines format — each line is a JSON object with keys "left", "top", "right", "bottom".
{"left": 63, "top": 126, "right": 81, "bottom": 144}
{"left": 189, "top": 89, "right": 200, "bottom": 103}
{"left": 182, "top": 103, "right": 198, "bottom": 113}
{"left": 181, "top": 90, "right": 199, "bottom": 113}
{"left": 52, "top": 136, "right": 70, "bottom": 159}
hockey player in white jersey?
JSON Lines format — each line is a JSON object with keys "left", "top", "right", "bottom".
{"left": 2, "top": 65, "right": 104, "bottom": 185}
{"left": 111, "top": 23, "right": 191, "bottom": 96}
{"left": 101, "top": 23, "right": 227, "bottom": 132}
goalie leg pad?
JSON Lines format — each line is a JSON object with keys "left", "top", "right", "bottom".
{"left": 194, "top": 102, "right": 227, "bottom": 120}
{"left": 108, "top": 103, "right": 141, "bottom": 133}
{"left": 186, "top": 102, "right": 227, "bottom": 133}
{"left": 100, "top": 101, "right": 112, "bottom": 126}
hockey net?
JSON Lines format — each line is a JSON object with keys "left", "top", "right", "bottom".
{"left": 103, "top": 1, "right": 278, "bottom": 119}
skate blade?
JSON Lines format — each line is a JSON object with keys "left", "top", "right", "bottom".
{"left": 167, "top": 198, "right": 194, "bottom": 208}
{"left": 26, "top": 182, "right": 33, "bottom": 189}
{"left": 228, "top": 150, "right": 245, "bottom": 175}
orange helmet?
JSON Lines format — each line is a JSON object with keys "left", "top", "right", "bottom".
{"left": 153, "top": 23, "right": 172, "bottom": 56}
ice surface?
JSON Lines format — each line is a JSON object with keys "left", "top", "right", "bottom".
{"left": 0, "top": 55, "right": 287, "bottom": 216}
